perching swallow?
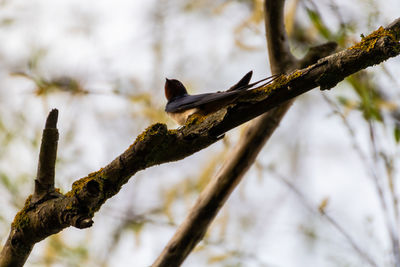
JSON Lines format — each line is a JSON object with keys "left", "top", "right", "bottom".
{"left": 164, "top": 71, "right": 278, "bottom": 125}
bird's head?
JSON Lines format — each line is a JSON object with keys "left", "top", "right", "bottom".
{"left": 164, "top": 78, "right": 188, "bottom": 101}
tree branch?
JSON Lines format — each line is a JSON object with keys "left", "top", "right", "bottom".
{"left": 264, "top": 0, "right": 297, "bottom": 73}
{"left": 0, "top": 17, "right": 399, "bottom": 267}
{"left": 32, "top": 109, "right": 59, "bottom": 203}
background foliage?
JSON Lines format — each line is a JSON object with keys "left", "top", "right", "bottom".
{"left": 0, "top": 0, "right": 400, "bottom": 266}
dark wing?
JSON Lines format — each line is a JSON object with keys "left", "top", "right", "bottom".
{"left": 165, "top": 91, "right": 241, "bottom": 113}
{"left": 230, "top": 74, "right": 281, "bottom": 91}
{"left": 226, "top": 71, "right": 253, "bottom": 92}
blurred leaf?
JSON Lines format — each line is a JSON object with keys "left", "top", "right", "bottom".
{"left": 213, "top": 209, "right": 229, "bottom": 242}
{"left": 0, "top": 172, "right": 13, "bottom": 191}
{"left": 212, "top": 1, "right": 232, "bottom": 15}
{"left": 163, "top": 185, "right": 179, "bottom": 222}
{"left": 298, "top": 223, "right": 317, "bottom": 241}
{"left": 0, "top": 17, "right": 14, "bottom": 26}
{"left": 126, "top": 92, "right": 167, "bottom": 123}
{"left": 43, "top": 234, "right": 89, "bottom": 267}
{"left": 183, "top": 0, "right": 209, "bottom": 12}
{"left": 346, "top": 74, "right": 384, "bottom": 122}
{"left": 318, "top": 197, "right": 329, "bottom": 214}
{"left": 129, "top": 93, "right": 152, "bottom": 105}
{"left": 239, "top": 214, "right": 255, "bottom": 231}
{"left": 28, "top": 48, "right": 47, "bottom": 71}
{"left": 35, "top": 76, "right": 88, "bottom": 95}
{"left": 336, "top": 96, "right": 359, "bottom": 117}
{"left": 336, "top": 96, "right": 357, "bottom": 109}
{"left": 208, "top": 253, "right": 230, "bottom": 263}
{"left": 128, "top": 221, "right": 145, "bottom": 246}
{"left": 196, "top": 152, "right": 225, "bottom": 191}
{"left": 306, "top": 8, "right": 332, "bottom": 39}
{"left": 161, "top": 177, "right": 198, "bottom": 223}
{"left": 394, "top": 126, "right": 400, "bottom": 143}
{"left": 234, "top": 0, "right": 265, "bottom": 51}
{"left": 0, "top": 173, "right": 28, "bottom": 206}
{"left": 378, "top": 99, "right": 398, "bottom": 111}
{"left": 11, "top": 72, "right": 88, "bottom": 95}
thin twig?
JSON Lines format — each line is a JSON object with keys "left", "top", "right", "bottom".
{"left": 269, "top": 169, "right": 378, "bottom": 267}
{"left": 368, "top": 119, "right": 400, "bottom": 266}
{"left": 322, "top": 93, "right": 400, "bottom": 266}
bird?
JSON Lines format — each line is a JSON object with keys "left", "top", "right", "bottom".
{"left": 164, "top": 71, "right": 278, "bottom": 125}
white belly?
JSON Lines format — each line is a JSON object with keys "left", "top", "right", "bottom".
{"left": 167, "top": 108, "right": 199, "bottom": 125}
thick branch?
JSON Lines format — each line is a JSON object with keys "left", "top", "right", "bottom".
{"left": 1, "top": 17, "right": 399, "bottom": 267}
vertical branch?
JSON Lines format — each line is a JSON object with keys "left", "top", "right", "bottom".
{"left": 264, "top": 0, "right": 297, "bottom": 74}
{"left": 32, "top": 109, "right": 59, "bottom": 203}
